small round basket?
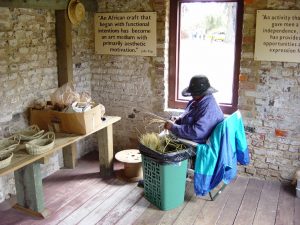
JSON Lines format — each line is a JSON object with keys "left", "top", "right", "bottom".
{"left": 0, "top": 152, "right": 13, "bottom": 170}
{"left": 14, "top": 125, "right": 44, "bottom": 141}
{"left": 25, "top": 132, "right": 55, "bottom": 156}
{"left": 0, "top": 135, "right": 20, "bottom": 156}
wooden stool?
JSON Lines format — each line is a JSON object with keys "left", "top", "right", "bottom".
{"left": 115, "top": 149, "right": 143, "bottom": 182}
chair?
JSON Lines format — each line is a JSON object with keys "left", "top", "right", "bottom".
{"left": 178, "top": 110, "right": 250, "bottom": 200}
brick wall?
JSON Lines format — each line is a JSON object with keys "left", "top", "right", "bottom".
{"left": 0, "top": 8, "right": 58, "bottom": 202}
{"left": 0, "top": 8, "right": 57, "bottom": 125}
{"left": 239, "top": 0, "right": 300, "bottom": 181}
{"left": 0, "top": 8, "right": 95, "bottom": 202}
{"left": 92, "top": 0, "right": 168, "bottom": 149}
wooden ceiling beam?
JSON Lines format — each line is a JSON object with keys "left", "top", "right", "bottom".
{"left": 0, "top": 0, "right": 98, "bottom": 12}
{"left": 0, "top": 0, "right": 67, "bottom": 10}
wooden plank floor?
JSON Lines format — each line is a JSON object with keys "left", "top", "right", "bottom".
{"left": 0, "top": 151, "right": 299, "bottom": 225}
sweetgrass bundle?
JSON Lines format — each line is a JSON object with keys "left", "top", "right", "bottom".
{"left": 139, "top": 132, "right": 186, "bottom": 154}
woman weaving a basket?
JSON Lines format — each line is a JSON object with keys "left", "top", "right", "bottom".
{"left": 164, "top": 75, "right": 250, "bottom": 197}
{"left": 164, "top": 75, "right": 224, "bottom": 145}
{"left": 138, "top": 75, "right": 224, "bottom": 189}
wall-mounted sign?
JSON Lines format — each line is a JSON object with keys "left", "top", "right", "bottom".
{"left": 95, "top": 12, "right": 157, "bottom": 56}
{"left": 254, "top": 10, "right": 300, "bottom": 63}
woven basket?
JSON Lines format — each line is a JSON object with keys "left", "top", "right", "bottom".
{"left": 25, "top": 132, "right": 55, "bottom": 155}
{"left": 0, "top": 135, "right": 20, "bottom": 157}
{"left": 14, "top": 125, "right": 44, "bottom": 141}
{"left": 0, "top": 152, "right": 13, "bottom": 169}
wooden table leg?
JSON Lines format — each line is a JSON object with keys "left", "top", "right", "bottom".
{"left": 13, "top": 162, "right": 49, "bottom": 218}
{"left": 97, "top": 124, "right": 114, "bottom": 177}
{"left": 63, "top": 143, "right": 78, "bottom": 169}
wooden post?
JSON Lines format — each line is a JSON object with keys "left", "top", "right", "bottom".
{"left": 55, "top": 9, "right": 73, "bottom": 87}
{"left": 14, "top": 163, "right": 48, "bottom": 217}
{"left": 55, "top": 10, "right": 79, "bottom": 168}
{"left": 63, "top": 143, "right": 78, "bottom": 169}
{"left": 97, "top": 125, "right": 114, "bottom": 177}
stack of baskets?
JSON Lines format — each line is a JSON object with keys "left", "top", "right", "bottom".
{"left": 0, "top": 153, "right": 13, "bottom": 170}
{"left": 0, "top": 125, "right": 56, "bottom": 169}
{"left": 13, "top": 125, "right": 55, "bottom": 155}
{"left": 0, "top": 135, "right": 20, "bottom": 169}
{"left": 25, "top": 131, "right": 55, "bottom": 155}
{"left": 14, "top": 124, "right": 44, "bottom": 141}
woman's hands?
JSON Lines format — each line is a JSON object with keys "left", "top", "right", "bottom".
{"left": 164, "top": 116, "right": 180, "bottom": 130}
{"left": 164, "top": 120, "right": 174, "bottom": 130}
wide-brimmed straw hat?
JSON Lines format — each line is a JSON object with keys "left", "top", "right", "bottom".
{"left": 67, "top": 0, "right": 85, "bottom": 25}
{"left": 182, "top": 75, "right": 217, "bottom": 97}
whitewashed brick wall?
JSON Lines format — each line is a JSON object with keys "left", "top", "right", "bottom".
{"left": 92, "top": 0, "right": 167, "bottom": 150}
{"left": 0, "top": 8, "right": 95, "bottom": 202}
{"left": 239, "top": 0, "right": 300, "bottom": 181}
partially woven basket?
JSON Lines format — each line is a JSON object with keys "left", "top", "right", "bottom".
{"left": 14, "top": 125, "right": 44, "bottom": 141}
{"left": 0, "top": 135, "right": 20, "bottom": 157}
{"left": 25, "top": 132, "right": 55, "bottom": 156}
{"left": 0, "top": 152, "right": 13, "bottom": 169}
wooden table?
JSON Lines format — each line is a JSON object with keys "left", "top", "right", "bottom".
{"left": 0, "top": 116, "right": 121, "bottom": 218}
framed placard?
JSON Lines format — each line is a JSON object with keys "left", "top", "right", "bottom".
{"left": 94, "top": 12, "right": 157, "bottom": 56}
{"left": 254, "top": 10, "right": 300, "bottom": 63}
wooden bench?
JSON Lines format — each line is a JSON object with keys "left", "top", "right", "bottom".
{"left": 0, "top": 116, "right": 121, "bottom": 218}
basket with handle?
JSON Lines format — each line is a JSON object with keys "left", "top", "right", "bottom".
{"left": 25, "top": 131, "right": 55, "bottom": 155}
{"left": 0, "top": 135, "right": 20, "bottom": 157}
{"left": 14, "top": 125, "right": 44, "bottom": 141}
{"left": 0, "top": 152, "right": 13, "bottom": 169}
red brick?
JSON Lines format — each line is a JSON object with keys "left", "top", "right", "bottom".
{"left": 239, "top": 74, "right": 248, "bottom": 81}
{"left": 275, "top": 129, "right": 288, "bottom": 137}
{"left": 244, "top": 0, "right": 254, "bottom": 4}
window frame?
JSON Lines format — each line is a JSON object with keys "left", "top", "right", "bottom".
{"left": 168, "top": 0, "right": 244, "bottom": 115}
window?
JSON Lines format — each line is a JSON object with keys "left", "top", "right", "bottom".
{"left": 168, "top": 0, "right": 243, "bottom": 114}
